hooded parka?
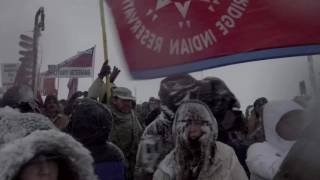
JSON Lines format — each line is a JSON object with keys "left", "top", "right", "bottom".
{"left": 68, "top": 98, "right": 126, "bottom": 180}
{"left": 135, "top": 75, "right": 199, "bottom": 180}
{"left": 246, "top": 100, "right": 303, "bottom": 180}
{"left": 0, "top": 111, "right": 97, "bottom": 180}
{"left": 153, "top": 100, "right": 248, "bottom": 180}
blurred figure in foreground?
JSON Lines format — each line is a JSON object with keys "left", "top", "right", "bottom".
{"left": 273, "top": 100, "right": 320, "bottom": 180}
{"left": 0, "top": 112, "right": 97, "bottom": 180}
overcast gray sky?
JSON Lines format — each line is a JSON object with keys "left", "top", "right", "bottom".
{"left": 0, "top": 0, "right": 319, "bottom": 109}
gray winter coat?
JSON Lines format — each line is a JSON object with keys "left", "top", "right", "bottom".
{"left": 135, "top": 106, "right": 175, "bottom": 179}
{"left": 0, "top": 111, "right": 98, "bottom": 180}
{"left": 154, "top": 142, "right": 248, "bottom": 180}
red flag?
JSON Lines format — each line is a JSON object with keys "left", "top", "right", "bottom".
{"left": 107, "top": 0, "right": 320, "bottom": 79}
{"left": 59, "top": 47, "right": 94, "bottom": 68}
{"left": 49, "top": 47, "right": 95, "bottom": 78}
{"left": 67, "top": 78, "right": 78, "bottom": 100}
{"left": 39, "top": 71, "right": 57, "bottom": 96}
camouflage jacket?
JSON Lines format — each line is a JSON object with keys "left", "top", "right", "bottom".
{"left": 110, "top": 105, "right": 143, "bottom": 180}
{"left": 135, "top": 106, "right": 175, "bottom": 180}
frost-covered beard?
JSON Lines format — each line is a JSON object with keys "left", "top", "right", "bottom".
{"left": 172, "top": 101, "right": 218, "bottom": 180}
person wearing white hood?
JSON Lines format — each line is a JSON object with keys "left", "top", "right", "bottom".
{"left": 153, "top": 100, "right": 248, "bottom": 180}
{"left": 246, "top": 100, "right": 307, "bottom": 180}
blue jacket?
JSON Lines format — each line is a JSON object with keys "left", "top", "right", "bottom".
{"left": 88, "top": 142, "right": 127, "bottom": 180}
{"left": 95, "top": 161, "right": 126, "bottom": 180}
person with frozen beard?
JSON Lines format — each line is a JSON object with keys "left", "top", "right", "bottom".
{"left": 153, "top": 100, "right": 248, "bottom": 180}
{"left": 67, "top": 98, "right": 126, "bottom": 180}
{"left": 0, "top": 112, "right": 97, "bottom": 180}
{"left": 44, "top": 95, "right": 70, "bottom": 130}
{"left": 246, "top": 100, "right": 307, "bottom": 180}
{"left": 135, "top": 74, "right": 199, "bottom": 180}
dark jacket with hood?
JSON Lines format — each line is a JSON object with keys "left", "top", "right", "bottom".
{"left": 135, "top": 75, "right": 199, "bottom": 179}
{"left": 0, "top": 110, "right": 98, "bottom": 180}
{"left": 198, "top": 77, "right": 249, "bottom": 174}
{"left": 67, "top": 98, "right": 126, "bottom": 180}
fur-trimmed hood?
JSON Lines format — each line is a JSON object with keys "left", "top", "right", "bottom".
{"left": 0, "top": 112, "right": 97, "bottom": 180}
{"left": 0, "top": 106, "right": 19, "bottom": 122}
{"left": 0, "top": 112, "right": 55, "bottom": 147}
{"left": 171, "top": 100, "right": 219, "bottom": 180}
{"left": 172, "top": 100, "right": 218, "bottom": 147}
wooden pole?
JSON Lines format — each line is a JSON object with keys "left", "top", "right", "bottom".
{"left": 32, "top": 7, "right": 45, "bottom": 96}
{"left": 99, "top": 0, "right": 111, "bottom": 103}
{"left": 307, "top": 55, "right": 318, "bottom": 95}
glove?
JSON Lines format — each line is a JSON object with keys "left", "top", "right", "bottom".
{"left": 70, "top": 91, "right": 83, "bottom": 100}
{"left": 98, "top": 62, "right": 111, "bottom": 79}
{"left": 110, "top": 66, "right": 121, "bottom": 83}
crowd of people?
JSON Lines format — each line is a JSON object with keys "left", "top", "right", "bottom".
{"left": 0, "top": 63, "right": 317, "bottom": 180}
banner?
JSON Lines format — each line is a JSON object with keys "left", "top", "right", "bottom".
{"left": 107, "top": 0, "right": 320, "bottom": 79}
{"left": 1, "top": 63, "right": 20, "bottom": 89}
{"left": 48, "top": 46, "right": 95, "bottom": 78}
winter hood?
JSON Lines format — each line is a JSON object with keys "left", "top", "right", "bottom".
{"left": 0, "top": 106, "right": 19, "bottom": 121}
{"left": 263, "top": 100, "right": 303, "bottom": 153}
{"left": 159, "top": 100, "right": 219, "bottom": 179}
{"left": 0, "top": 111, "right": 54, "bottom": 147}
{"left": 69, "top": 98, "right": 113, "bottom": 146}
{"left": 0, "top": 112, "right": 97, "bottom": 180}
{"left": 172, "top": 100, "right": 218, "bottom": 145}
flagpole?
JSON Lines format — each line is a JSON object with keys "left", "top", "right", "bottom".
{"left": 99, "top": 0, "right": 111, "bottom": 104}
{"left": 134, "top": 86, "right": 137, "bottom": 99}
{"left": 92, "top": 45, "right": 96, "bottom": 83}
{"left": 57, "top": 64, "right": 60, "bottom": 98}
{"left": 307, "top": 55, "right": 318, "bottom": 95}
